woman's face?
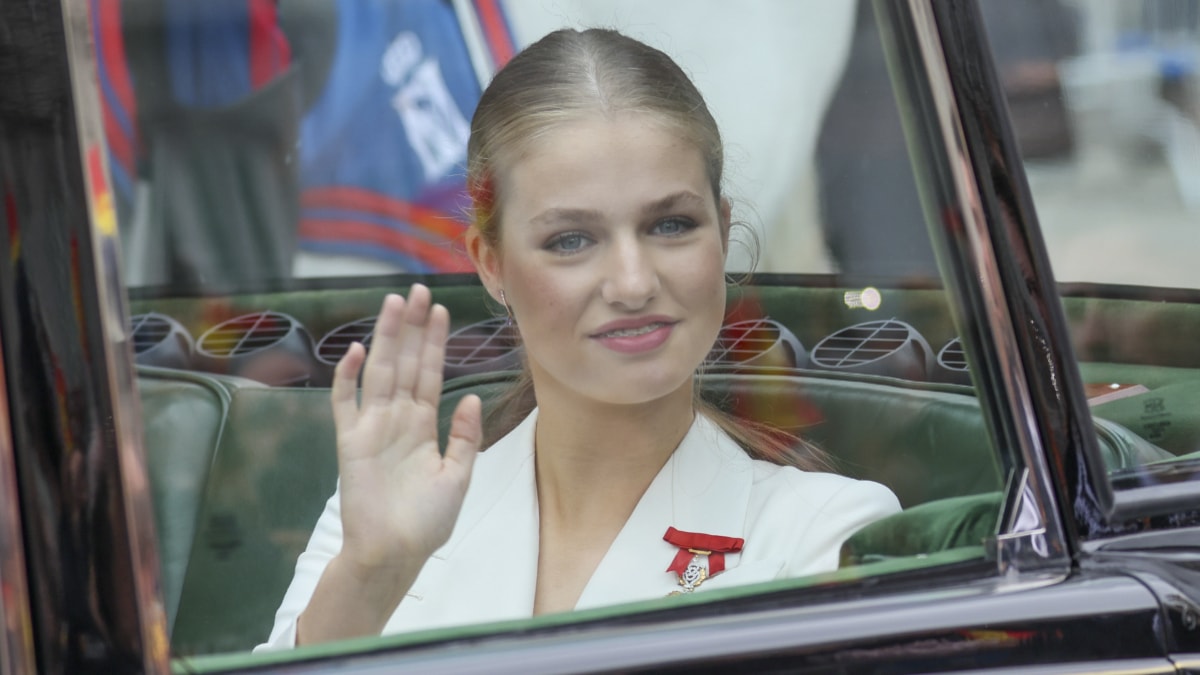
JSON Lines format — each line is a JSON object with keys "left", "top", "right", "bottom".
{"left": 472, "top": 112, "right": 729, "bottom": 408}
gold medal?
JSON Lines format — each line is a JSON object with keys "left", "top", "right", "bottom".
{"left": 676, "top": 549, "right": 710, "bottom": 592}
{"left": 663, "top": 528, "right": 744, "bottom": 596}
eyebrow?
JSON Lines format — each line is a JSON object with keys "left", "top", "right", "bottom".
{"left": 529, "top": 191, "right": 708, "bottom": 228}
{"left": 529, "top": 207, "right": 602, "bottom": 229}
{"left": 641, "top": 190, "right": 707, "bottom": 216}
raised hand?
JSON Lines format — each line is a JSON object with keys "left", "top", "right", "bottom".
{"left": 330, "top": 284, "right": 482, "bottom": 575}
{"left": 295, "top": 285, "right": 482, "bottom": 644}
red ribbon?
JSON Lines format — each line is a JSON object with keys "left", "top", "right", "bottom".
{"left": 663, "top": 527, "right": 744, "bottom": 577}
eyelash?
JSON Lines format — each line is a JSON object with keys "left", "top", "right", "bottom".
{"left": 651, "top": 217, "right": 699, "bottom": 237}
{"left": 544, "top": 231, "right": 593, "bottom": 254}
{"left": 543, "top": 217, "right": 700, "bottom": 255}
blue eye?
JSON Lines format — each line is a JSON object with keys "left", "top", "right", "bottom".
{"left": 546, "top": 232, "right": 592, "bottom": 254}
{"left": 652, "top": 217, "right": 697, "bottom": 236}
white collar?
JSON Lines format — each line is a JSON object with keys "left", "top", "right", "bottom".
{"left": 433, "top": 408, "right": 756, "bottom": 608}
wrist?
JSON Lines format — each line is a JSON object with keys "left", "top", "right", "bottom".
{"left": 329, "top": 553, "right": 420, "bottom": 620}
{"left": 297, "top": 553, "right": 423, "bottom": 645}
{"left": 330, "top": 550, "right": 422, "bottom": 600}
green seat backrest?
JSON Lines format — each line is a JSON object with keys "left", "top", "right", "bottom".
{"left": 137, "top": 367, "right": 263, "bottom": 630}
{"left": 1091, "top": 378, "right": 1200, "bottom": 457}
{"left": 836, "top": 420, "right": 1174, "bottom": 565}
{"left": 170, "top": 387, "right": 338, "bottom": 656}
{"left": 168, "top": 383, "right": 509, "bottom": 656}
{"left": 698, "top": 373, "right": 1170, "bottom": 503}
{"left": 700, "top": 374, "right": 1002, "bottom": 507}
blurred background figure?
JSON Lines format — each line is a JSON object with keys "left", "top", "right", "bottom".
{"left": 814, "top": 0, "right": 1078, "bottom": 282}
{"left": 93, "top": 0, "right": 513, "bottom": 288}
{"left": 1015, "top": 0, "right": 1200, "bottom": 288}
{"left": 100, "top": 0, "right": 301, "bottom": 288}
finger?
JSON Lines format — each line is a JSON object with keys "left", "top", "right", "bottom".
{"left": 444, "top": 394, "right": 482, "bottom": 475}
{"left": 361, "top": 294, "right": 404, "bottom": 404}
{"left": 413, "top": 304, "right": 450, "bottom": 406}
{"left": 331, "top": 341, "right": 365, "bottom": 433}
{"left": 393, "top": 283, "right": 433, "bottom": 396}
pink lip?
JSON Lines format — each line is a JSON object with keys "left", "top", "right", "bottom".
{"left": 589, "top": 315, "right": 678, "bottom": 354}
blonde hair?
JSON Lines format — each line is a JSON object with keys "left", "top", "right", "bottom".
{"left": 468, "top": 28, "right": 830, "bottom": 472}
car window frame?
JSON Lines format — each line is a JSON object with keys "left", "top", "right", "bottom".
{"left": 0, "top": 0, "right": 169, "bottom": 671}
{"left": 875, "top": 0, "right": 1084, "bottom": 568}
{"left": 21, "top": 0, "right": 1122, "bottom": 670}
{"left": 0, "top": 332, "right": 34, "bottom": 675}
{"left": 962, "top": 1, "right": 1200, "bottom": 531}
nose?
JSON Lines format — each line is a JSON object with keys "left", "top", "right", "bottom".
{"left": 600, "top": 236, "right": 660, "bottom": 310}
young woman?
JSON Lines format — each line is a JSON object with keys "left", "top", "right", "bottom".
{"left": 260, "top": 28, "right": 899, "bottom": 649}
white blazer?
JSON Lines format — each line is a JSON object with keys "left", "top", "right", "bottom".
{"left": 259, "top": 410, "right": 900, "bottom": 650}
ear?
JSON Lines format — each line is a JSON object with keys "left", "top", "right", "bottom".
{"left": 719, "top": 197, "right": 733, "bottom": 255}
{"left": 466, "top": 227, "right": 504, "bottom": 302}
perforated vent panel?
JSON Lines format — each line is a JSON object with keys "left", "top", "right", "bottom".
{"left": 131, "top": 313, "right": 175, "bottom": 354}
{"left": 444, "top": 318, "right": 520, "bottom": 373}
{"left": 318, "top": 316, "right": 521, "bottom": 378}
{"left": 706, "top": 318, "right": 805, "bottom": 371}
{"left": 810, "top": 319, "right": 913, "bottom": 369}
{"left": 932, "top": 337, "right": 972, "bottom": 385}
{"left": 709, "top": 319, "right": 777, "bottom": 362}
{"left": 316, "top": 317, "right": 376, "bottom": 366}
{"left": 198, "top": 312, "right": 299, "bottom": 357}
{"left": 130, "top": 312, "right": 194, "bottom": 369}
{"left": 937, "top": 338, "right": 968, "bottom": 372}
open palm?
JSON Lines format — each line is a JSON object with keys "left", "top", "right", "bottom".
{"left": 330, "top": 285, "right": 482, "bottom": 571}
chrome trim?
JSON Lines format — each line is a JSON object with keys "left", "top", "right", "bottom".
{"left": 962, "top": 660, "right": 1175, "bottom": 675}
{"left": 994, "top": 470, "right": 1055, "bottom": 574}
{"left": 896, "top": 0, "right": 1069, "bottom": 573}
{"left": 0, "top": 330, "right": 35, "bottom": 675}
{"left": 59, "top": 1, "right": 170, "bottom": 671}
{"left": 1170, "top": 655, "right": 1200, "bottom": 671}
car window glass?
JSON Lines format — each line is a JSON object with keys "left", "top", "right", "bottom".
{"left": 88, "top": 0, "right": 1034, "bottom": 666}
{"left": 980, "top": 0, "right": 1200, "bottom": 515}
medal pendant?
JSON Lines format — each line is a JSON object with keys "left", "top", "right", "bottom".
{"left": 676, "top": 550, "right": 710, "bottom": 593}
{"left": 663, "top": 529, "right": 742, "bottom": 597}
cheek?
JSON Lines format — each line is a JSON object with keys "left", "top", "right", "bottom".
{"left": 677, "top": 244, "right": 728, "bottom": 307}
{"left": 504, "top": 264, "right": 575, "bottom": 328}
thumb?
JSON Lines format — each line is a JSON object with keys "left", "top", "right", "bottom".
{"left": 444, "top": 394, "right": 482, "bottom": 474}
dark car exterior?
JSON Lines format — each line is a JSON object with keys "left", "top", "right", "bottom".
{"left": 2, "top": 0, "right": 1200, "bottom": 673}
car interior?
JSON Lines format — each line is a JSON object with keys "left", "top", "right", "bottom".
{"left": 126, "top": 275, "right": 1189, "bottom": 656}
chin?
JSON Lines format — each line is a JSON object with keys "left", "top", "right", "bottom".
{"left": 589, "top": 370, "right": 696, "bottom": 407}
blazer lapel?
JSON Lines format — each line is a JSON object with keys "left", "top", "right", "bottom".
{"left": 575, "top": 415, "right": 760, "bottom": 609}
{"left": 389, "top": 412, "right": 787, "bottom": 632}
{"left": 387, "top": 412, "right": 541, "bottom": 632}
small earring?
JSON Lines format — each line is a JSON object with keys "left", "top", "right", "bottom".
{"left": 499, "top": 289, "right": 513, "bottom": 327}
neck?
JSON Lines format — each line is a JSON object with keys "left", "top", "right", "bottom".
{"left": 531, "top": 379, "right": 695, "bottom": 528}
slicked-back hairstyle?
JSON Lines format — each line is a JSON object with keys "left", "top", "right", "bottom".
{"left": 467, "top": 28, "right": 723, "bottom": 247}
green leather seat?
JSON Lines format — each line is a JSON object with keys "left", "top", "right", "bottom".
{"left": 700, "top": 374, "right": 1002, "bottom": 507}
{"left": 137, "top": 367, "right": 263, "bottom": 630}
{"left": 837, "top": 417, "right": 1173, "bottom": 567}
{"left": 1091, "top": 379, "right": 1200, "bottom": 458}
{"left": 840, "top": 492, "right": 1003, "bottom": 566}
{"left": 169, "top": 387, "right": 338, "bottom": 656}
